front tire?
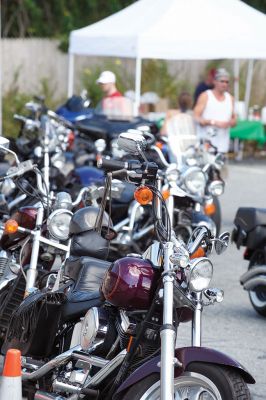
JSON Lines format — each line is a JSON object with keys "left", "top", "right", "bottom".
{"left": 121, "top": 362, "right": 251, "bottom": 400}
{"left": 248, "top": 250, "right": 266, "bottom": 316}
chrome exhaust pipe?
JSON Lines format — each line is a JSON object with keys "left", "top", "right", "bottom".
{"left": 22, "top": 346, "right": 81, "bottom": 381}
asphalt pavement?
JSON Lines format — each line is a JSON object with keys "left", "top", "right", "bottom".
{"left": 178, "top": 159, "right": 266, "bottom": 400}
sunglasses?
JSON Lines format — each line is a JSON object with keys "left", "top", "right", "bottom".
{"left": 219, "top": 80, "right": 229, "bottom": 84}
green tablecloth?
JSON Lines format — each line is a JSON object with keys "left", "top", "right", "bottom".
{"left": 230, "top": 120, "right": 266, "bottom": 145}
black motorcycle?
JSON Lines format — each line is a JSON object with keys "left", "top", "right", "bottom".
{"left": 232, "top": 206, "right": 266, "bottom": 316}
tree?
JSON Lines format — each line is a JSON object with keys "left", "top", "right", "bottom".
{"left": 242, "top": 0, "right": 266, "bottom": 14}
{"left": 1, "top": 1, "right": 137, "bottom": 39}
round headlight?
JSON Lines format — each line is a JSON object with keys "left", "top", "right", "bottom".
{"left": 183, "top": 168, "right": 206, "bottom": 195}
{"left": 166, "top": 168, "right": 180, "bottom": 182}
{"left": 189, "top": 257, "right": 213, "bottom": 292}
{"left": 47, "top": 209, "right": 73, "bottom": 240}
{"left": 208, "top": 180, "right": 224, "bottom": 196}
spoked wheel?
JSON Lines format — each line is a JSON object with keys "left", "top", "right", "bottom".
{"left": 121, "top": 362, "right": 251, "bottom": 400}
{"left": 248, "top": 250, "right": 266, "bottom": 316}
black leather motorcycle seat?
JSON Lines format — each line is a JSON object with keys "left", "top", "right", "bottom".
{"left": 61, "top": 256, "right": 110, "bottom": 321}
{"left": 75, "top": 120, "right": 108, "bottom": 140}
{"left": 62, "top": 291, "right": 103, "bottom": 321}
{"left": 64, "top": 256, "right": 111, "bottom": 291}
{"left": 234, "top": 207, "right": 266, "bottom": 231}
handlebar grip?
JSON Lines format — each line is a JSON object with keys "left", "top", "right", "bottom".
{"left": 111, "top": 169, "right": 128, "bottom": 179}
{"left": 98, "top": 158, "right": 127, "bottom": 172}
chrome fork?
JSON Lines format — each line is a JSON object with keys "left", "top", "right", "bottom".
{"left": 192, "top": 292, "right": 202, "bottom": 347}
{"left": 25, "top": 206, "right": 44, "bottom": 294}
{"left": 160, "top": 241, "right": 175, "bottom": 400}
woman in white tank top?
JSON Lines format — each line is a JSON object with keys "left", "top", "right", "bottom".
{"left": 193, "top": 68, "right": 236, "bottom": 153}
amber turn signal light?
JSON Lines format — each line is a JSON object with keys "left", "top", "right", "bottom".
{"left": 4, "top": 219, "right": 19, "bottom": 234}
{"left": 204, "top": 202, "right": 216, "bottom": 216}
{"left": 155, "top": 141, "right": 163, "bottom": 150}
{"left": 134, "top": 186, "right": 153, "bottom": 205}
{"left": 190, "top": 247, "right": 206, "bottom": 259}
{"left": 162, "top": 190, "right": 170, "bottom": 200}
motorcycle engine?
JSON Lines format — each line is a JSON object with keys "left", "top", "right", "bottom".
{"left": 80, "top": 306, "right": 161, "bottom": 369}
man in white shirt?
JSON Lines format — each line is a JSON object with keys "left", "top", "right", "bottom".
{"left": 193, "top": 68, "right": 237, "bottom": 153}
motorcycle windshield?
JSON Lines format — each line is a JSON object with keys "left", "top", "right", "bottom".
{"left": 95, "top": 96, "right": 134, "bottom": 121}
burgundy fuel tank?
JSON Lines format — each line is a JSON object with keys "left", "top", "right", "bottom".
{"left": 0, "top": 206, "right": 37, "bottom": 250}
{"left": 101, "top": 256, "right": 159, "bottom": 310}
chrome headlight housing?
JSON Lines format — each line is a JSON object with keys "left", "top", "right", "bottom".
{"left": 183, "top": 167, "right": 206, "bottom": 195}
{"left": 47, "top": 209, "right": 73, "bottom": 240}
{"left": 208, "top": 180, "right": 224, "bottom": 196}
{"left": 189, "top": 257, "right": 213, "bottom": 292}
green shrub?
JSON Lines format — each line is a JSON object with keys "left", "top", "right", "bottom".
{"left": 3, "top": 75, "right": 61, "bottom": 139}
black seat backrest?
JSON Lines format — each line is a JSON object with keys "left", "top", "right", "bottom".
{"left": 64, "top": 256, "right": 111, "bottom": 293}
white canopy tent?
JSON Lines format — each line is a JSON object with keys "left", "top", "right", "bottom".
{"left": 68, "top": 0, "right": 266, "bottom": 114}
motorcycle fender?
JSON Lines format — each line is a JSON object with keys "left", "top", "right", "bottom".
{"left": 240, "top": 265, "right": 266, "bottom": 285}
{"left": 115, "top": 346, "right": 255, "bottom": 394}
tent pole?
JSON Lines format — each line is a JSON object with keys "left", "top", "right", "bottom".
{"left": 233, "top": 59, "right": 239, "bottom": 103}
{"left": 244, "top": 59, "right": 254, "bottom": 119}
{"left": 134, "top": 56, "right": 142, "bottom": 116}
{"left": 67, "top": 53, "right": 75, "bottom": 98}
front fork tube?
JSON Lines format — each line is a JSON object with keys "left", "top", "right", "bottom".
{"left": 25, "top": 206, "right": 44, "bottom": 295}
{"left": 192, "top": 292, "right": 202, "bottom": 347}
{"left": 166, "top": 193, "right": 174, "bottom": 228}
{"left": 160, "top": 241, "right": 175, "bottom": 400}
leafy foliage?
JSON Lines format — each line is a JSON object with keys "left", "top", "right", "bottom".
{"left": 1, "top": 1, "right": 137, "bottom": 50}
{"left": 2, "top": 72, "right": 60, "bottom": 138}
{"left": 141, "top": 60, "right": 192, "bottom": 107}
{"left": 242, "top": 0, "right": 266, "bottom": 14}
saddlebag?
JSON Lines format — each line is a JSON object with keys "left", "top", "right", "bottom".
{"left": 233, "top": 207, "right": 266, "bottom": 249}
{"left": 2, "top": 290, "right": 66, "bottom": 358}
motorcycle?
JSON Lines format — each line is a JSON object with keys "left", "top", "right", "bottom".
{"left": 232, "top": 206, "right": 266, "bottom": 316}
{"left": 96, "top": 135, "right": 223, "bottom": 259}
{"left": 0, "top": 136, "right": 91, "bottom": 343}
{"left": 3, "top": 131, "right": 254, "bottom": 400}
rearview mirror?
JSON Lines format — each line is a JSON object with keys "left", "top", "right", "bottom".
{"left": 215, "top": 231, "right": 230, "bottom": 255}
{"left": 117, "top": 131, "right": 147, "bottom": 155}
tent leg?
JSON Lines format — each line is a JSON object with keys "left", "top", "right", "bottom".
{"left": 67, "top": 53, "right": 75, "bottom": 98}
{"left": 134, "top": 57, "right": 142, "bottom": 116}
{"left": 244, "top": 59, "right": 254, "bottom": 119}
{"left": 233, "top": 59, "right": 239, "bottom": 103}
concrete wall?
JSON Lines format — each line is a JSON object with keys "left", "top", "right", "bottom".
{"left": 1, "top": 39, "right": 209, "bottom": 101}
{"left": 2, "top": 39, "right": 266, "bottom": 106}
